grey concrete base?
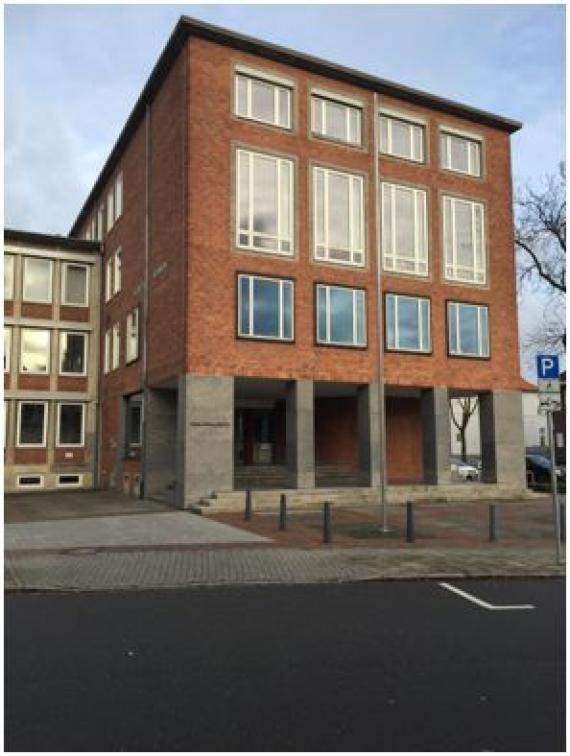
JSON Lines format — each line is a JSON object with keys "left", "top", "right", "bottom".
{"left": 286, "top": 380, "right": 315, "bottom": 488}
{"left": 357, "top": 383, "right": 381, "bottom": 487}
{"left": 480, "top": 391, "right": 526, "bottom": 487}
{"left": 144, "top": 387, "right": 177, "bottom": 501}
{"left": 421, "top": 388, "right": 451, "bottom": 485}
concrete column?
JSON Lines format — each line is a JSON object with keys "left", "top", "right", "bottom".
{"left": 143, "top": 387, "right": 177, "bottom": 501}
{"left": 479, "top": 391, "right": 526, "bottom": 486}
{"left": 286, "top": 379, "right": 315, "bottom": 488}
{"left": 421, "top": 388, "right": 451, "bottom": 485}
{"left": 176, "top": 375, "right": 234, "bottom": 507}
{"left": 357, "top": 383, "right": 381, "bottom": 487}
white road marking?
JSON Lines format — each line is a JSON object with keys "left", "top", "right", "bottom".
{"left": 439, "top": 582, "right": 535, "bottom": 611}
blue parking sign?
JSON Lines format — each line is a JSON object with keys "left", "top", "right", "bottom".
{"left": 536, "top": 354, "right": 560, "bottom": 380}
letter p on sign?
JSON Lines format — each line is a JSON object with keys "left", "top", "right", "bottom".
{"left": 537, "top": 355, "right": 560, "bottom": 380}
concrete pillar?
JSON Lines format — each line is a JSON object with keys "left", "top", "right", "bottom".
{"left": 479, "top": 391, "right": 526, "bottom": 486}
{"left": 357, "top": 383, "right": 381, "bottom": 487}
{"left": 143, "top": 387, "right": 177, "bottom": 501}
{"left": 176, "top": 375, "right": 234, "bottom": 507}
{"left": 421, "top": 387, "right": 451, "bottom": 485}
{"left": 286, "top": 379, "right": 315, "bottom": 488}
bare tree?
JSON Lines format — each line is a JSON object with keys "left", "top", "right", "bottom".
{"left": 515, "top": 162, "right": 566, "bottom": 352}
{"left": 450, "top": 397, "right": 479, "bottom": 462}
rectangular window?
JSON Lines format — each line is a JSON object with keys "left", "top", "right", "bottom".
{"left": 316, "top": 284, "right": 366, "bottom": 347}
{"left": 125, "top": 394, "right": 143, "bottom": 456}
{"left": 59, "top": 332, "right": 87, "bottom": 375}
{"left": 311, "top": 94, "right": 362, "bottom": 145}
{"left": 113, "top": 249, "right": 122, "bottom": 295}
{"left": 313, "top": 166, "right": 365, "bottom": 266}
{"left": 115, "top": 173, "right": 123, "bottom": 220}
{"left": 441, "top": 130, "right": 482, "bottom": 176}
{"left": 57, "top": 474, "right": 83, "bottom": 488}
{"left": 112, "top": 323, "right": 120, "bottom": 370}
{"left": 23, "top": 257, "right": 52, "bottom": 303}
{"left": 104, "top": 329, "right": 111, "bottom": 374}
{"left": 385, "top": 294, "right": 431, "bottom": 353}
{"left": 90, "top": 216, "right": 97, "bottom": 241}
{"left": 234, "top": 71, "right": 291, "bottom": 129}
{"left": 17, "top": 401, "right": 47, "bottom": 447}
{"left": 97, "top": 204, "right": 104, "bottom": 240}
{"left": 20, "top": 329, "right": 50, "bottom": 374}
{"left": 4, "top": 327, "right": 11, "bottom": 373}
{"left": 4, "top": 254, "right": 14, "bottom": 300}
{"left": 443, "top": 196, "right": 486, "bottom": 283}
{"left": 238, "top": 274, "right": 294, "bottom": 341}
{"left": 379, "top": 113, "right": 425, "bottom": 162}
{"left": 107, "top": 189, "right": 114, "bottom": 232}
{"left": 382, "top": 183, "right": 428, "bottom": 276}
{"left": 17, "top": 475, "right": 45, "bottom": 489}
{"left": 105, "top": 258, "right": 113, "bottom": 302}
{"left": 57, "top": 403, "right": 85, "bottom": 447}
{"left": 62, "top": 263, "right": 89, "bottom": 306}
{"left": 85, "top": 227, "right": 91, "bottom": 241}
{"left": 126, "top": 308, "right": 140, "bottom": 363}
{"left": 448, "top": 302, "right": 489, "bottom": 358}
{"left": 236, "top": 149, "right": 293, "bottom": 255}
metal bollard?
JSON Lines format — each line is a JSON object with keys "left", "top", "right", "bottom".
{"left": 323, "top": 501, "right": 332, "bottom": 544}
{"left": 489, "top": 503, "right": 497, "bottom": 542}
{"left": 560, "top": 502, "right": 565, "bottom": 544}
{"left": 279, "top": 493, "right": 287, "bottom": 531}
{"left": 406, "top": 500, "right": 415, "bottom": 543}
{"left": 244, "top": 489, "right": 253, "bottom": 521}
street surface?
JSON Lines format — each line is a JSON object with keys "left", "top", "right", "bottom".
{"left": 5, "top": 579, "right": 565, "bottom": 751}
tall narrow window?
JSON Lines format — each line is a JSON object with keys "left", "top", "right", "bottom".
{"left": 115, "top": 173, "right": 123, "bottom": 220}
{"left": 60, "top": 332, "right": 87, "bottom": 375}
{"left": 62, "top": 263, "right": 88, "bottom": 306}
{"left": 441, "top": 130, "right": 482, "bottom": 176}
{"left": 448, "top": 302, "right": 489, "bottom": 358}
{"left": 385, "top": 294, "right": 431, "bottom": 352}
{"left": 104, "top": 329, "right": 112, "bottom": 374}
{"left": 443, "top": 196, "right": 486, "bottom": 283}
{"left": 126, "top": 308, "right": 140, "bottom": 363}
{"left": 20, "top": 329, "right": 50, "bottom": 374}
{"left": 236, "top": 149, "right": 293, "bottom": 255}
{"left": 97, "top": 204, "right": 104, "bottom": 240}
{"left": 106, "top": 189, "right": 114, "bottom": 232}
{"left": 238, "top": 274, "right": 294, "bottom": 341}
{"left": 112, "top": 323, "right": 120, "bottom": 370}
{"left": 311, "top": 94, "right": 362, "bottom": 145}
{"left": 313, "top": 167, "right": 365, "bottom": 266}
{"left": 57, "top": 403, "right": 85, "bottom": 447}
{"left": 113, "top": 249, "right": 122, "bottom": 295}
{"left": 17, "top": 402, "right": 47, "bottom": 447}
{"left": 23, "top": 257, "right": 52, "bottom": 303}
{"left": 234, "top": 71, "right": 292, "bottom": 129}
{"left": 4, "top": 255, "right": 14, "bottom": 300}
{"left": 125, "top": 394, "right": 143, "bottom": 456}
{"left": 379, "top": 113, "right": 425, "bottom": 162}
{"left": 4, "top": 327, "right": 11, "bottom": 372}
{"left": 382, "top": 183, "right": 428, "bottom": 276}
{"left": 316, "top": 284, "right": 366, "bottom": 347}
{"left": 105, "top": 258, "right": 113, "bottom": 302}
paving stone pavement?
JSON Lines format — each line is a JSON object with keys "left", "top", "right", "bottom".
{"left": 5, "top": 545, "right": 565, "bottom": 591}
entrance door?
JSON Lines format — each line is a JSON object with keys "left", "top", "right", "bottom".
{"left": 235, "top": 408, "right": 275, "bottom": 466}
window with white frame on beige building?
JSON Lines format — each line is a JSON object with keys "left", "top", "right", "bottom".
{"left": 443, "top": 195, "right": 486, "bottom": 284}
{"left": 4, "top": 327, "right": 11, "bottom": 372}
{"left": 59, "top": 332, "right": 87, "bottom": 376}
{"left": 22, "top": 257, "right": 53, "bottom": 303}
{"left": 62, "top": 263, "right": 89, "bottom": 307}
{"left": 56, "top": 403, "right": 85, "bottom": 447}
{"left": 382, "top": 182, "right": 428, "bottom": 276}
{"left": 313, "top": 166, "right": 365, "bottom": 266}
{"left": 20, "top": 329, "right": 50, "bottom": 374}
{"left": 4, "top": 255, "right": 14, "bottom": 300}
{"left": 17, "top": 401, "right": 48, "bottom": 447}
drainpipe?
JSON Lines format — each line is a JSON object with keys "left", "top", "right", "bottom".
{"left": 373, "top": 92, "right": 389, "bottom": 531}
{"left": 139, "top": 103, "right": 151, "bottom": 498}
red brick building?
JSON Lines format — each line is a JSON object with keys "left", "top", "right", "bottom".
{"left": 64, "top": 16, "right": 527, "bottom": 507}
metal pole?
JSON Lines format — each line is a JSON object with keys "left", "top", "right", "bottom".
{"left": 406, "top": 500, "right": 415, "bottom": 543}
{"left": 489, "top": 503, "right": 497, "bottom": 542}
{"left": 323, "top": 501, "right": 332, "bottom": 544}
{"left": 244, "top": 489, "right": 252, "bottom": 521}
{"left": 279, "top": 493, "right": 287, "bottom": 531}
{"left": 547, "top": 410, "right": 562, "bottom": 563}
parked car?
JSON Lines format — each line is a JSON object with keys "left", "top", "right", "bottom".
{"left": 525, "top": 454, "right": 566, "bottom": 485}
{"left": 450, "top": 457, "right": 480, "bottom": 481}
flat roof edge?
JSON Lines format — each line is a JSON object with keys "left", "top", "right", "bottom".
{"left": 5, "top": 228, "right": 101, "bottom": 252}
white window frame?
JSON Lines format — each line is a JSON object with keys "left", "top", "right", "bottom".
{"left": 22, "top": 257, "right": 53, "bottom": 304}
{"left": 115, "top": 173, "right": 123, "bottom": 220}
{"left": 443, "top": 195, "right": 486, "bottom": 284}
{"left": 4, "top": 326, "right": 11, "bottom": 373}
{"left": 313, "top": 166, "right": 365, "bottom": 267}
{"left": 126, "top": 308, "right": 140, "bottom": 364}
{"left": 59, "top": 331, "right": 88, "bottom": 376}
{"left": 57, "top": 473, "right": 83, "bottom": 488}
{"left": 20, "top": 328, "right": 50, "bottom": 375}
{"left": 97, "top": 204, "right": 104, "bottom": 240}
{"left": 385, "top": 293, "right": 431, "bottom": 353}
{"left": 448, "top": 302, "right": 490, "bottom": 358}
{"left": 113, "top": 249, "right": 122, "bottom": 295}
{"left": 61, "top": 262, "right": 89, "bottom": 307}
{"left": 105, "top": 258, "right": 113, "bottom": 302}
{"left": 237, "top": 274, "right": 294, "bottom": 342}
{"left": 381, "top": 182, "right": 428, "bottom": 276}
{"left": 379, "top": 113, "right": 425, "bottom": 163}
{"left": 236, "top": 148, "right": 294, "bottom": 256}
{"left": 316, "top": 284, "right": 367, "bottom": 347}
{"left": 56, "top": 402, "right": 85, "bottom": 448}
{"left": 440, "top": 128, "right": 482, "bottom": 177}
{"left": 104, "top": 329, "right": 112, "bottom": 374}
{"left": 311, "top": 93, "right": 363, "bottom": 146}
{"left": 112, "top": 323, "right": 120, "bottom": 370}
{"left": 234, "top": 70, "right": 292, "bottom": 129}
{"left": 4, "top": 254, "right": 14, "bottom": 300}
{"left": 17, "top": 474, "right": 45, "bottom": 490}
{"left": 107, "top": 189, "right": 114, "bottom": 233}
{"left": 17, "top": 401, "right": 48, "bottom": 448}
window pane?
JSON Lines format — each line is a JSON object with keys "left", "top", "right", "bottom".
{"left": 317, "top": 286, "right": 327, "bottom": 342}
{"left": 21, "top": 330, "right": 50, "bottom": 373}
{"left": 64, "top": 265, "right": 87, "bottom": 305}
{"left": 348, "top": 108, "right": 360, "bottom": 144}
{"left": 412, "top": 125, "right": 423, "bottom": 160}
{"left": 59, "top": 404, "right": 83, "bottom": 445}
{"left": 352, "top": 178, "right": 363, "bottom": 251}
{"left": 315, "top": 170, "right": 325, "bottom": 246}
{"left": 448, "top": 303, "right": 458, "bottom": 353}
{"left": 324, "top": 100, "right": 346, "bottom": 141}
{"left": 239, "top": 276, "right": 250, "bottom": 335}
{"left": 395, "top": 188, "right": 415, "bottom": 257}
{"left": 386, "top": 295, "right": 396, "bottom": 349}
{"left": 127, "top": 400, "right": 142, "bottom": 448}
{"left": 283, "top": 282, "right": 293, "bottom": 339}
{"left": 329, "top": 287, "right": 354, "bottom": 343}
{"left": 382, "top": 186, "right": 393, "bottom": 260}
{"left": 24, "top": 258, "right": 51, "bottom": 302}
{"left": 4, "top": 327, "right": 11, "bottom": 372}
{"left": 4, "top": 256, "right": 14, "bottom": 299}
{"left": 379, "top": 116, "right": 389, "bottom": 152}
{"left": 470, "top": 141, "right": 481, "bottom": 176}
{"left": 455, "top": 202, "right": 474, "bottom": 268}
{"left": 398, "top": 297, "right": 420, "bottom": 350}
{"left": 236, "top": 75, "right": 247, "bottom": 116}
{"left": 328, "top": 173, "right": 350, "bottom": 255}
{"left": 61, "top": 333, "right": 85, "bottom": 374}
{"left": 420, "top": 299, "right": 430, "bottom": 351}
{"left": 238, "top": 151, "right": 250, "bottom": 233}
{"left": 278, "top": 88, "right": 290, "bottom": 128}
{"left": 391, "top": 120, "right": 411, "bottom": 158}
{"left": 459, "top": 305, "right": 478, "bottom": 354}
{"left": 449, "top": 135, "right": 469, "bottom": 172}
{"left": 251, "top": 79, "right": 275, "bottom": 123}
{"left": 280, "top": 162, "right": 291, "bottom": 243}
{"left": 479, "top": 307, "right": 489, "bottom": 356}
{"left": 19, "top": 403, "right": 45, "bottom": 445}
{"left": 355, "top": 291, "right": 366, "bottom": 345}
{"left": 253, "top": 278, "right": 279, "bottom": 337}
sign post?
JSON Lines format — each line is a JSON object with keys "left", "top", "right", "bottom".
{"left": 536, "top": 355, "right": 563, "bottom": 563}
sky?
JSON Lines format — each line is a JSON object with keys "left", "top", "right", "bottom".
{"left": 4, "top": 3, "right": 566, "bottom": 375}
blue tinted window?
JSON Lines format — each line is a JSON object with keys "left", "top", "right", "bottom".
{"left": 458, "top": 305, "right": 478, "bottom": 355}
{"left": 239, "top": 276, "right": 250, "bottom": 335}
{"left": 239, "top": 275, "right": 293, "bottom": 341}
{"left": 330, "top": 287, "right": 354, "bottom": 344}
{"left": 355, "top": 290, "right": 366, "bottom": 346}
{"left": 386, "top": 294, "right": 429, "bottom": 352}
{"left": 317, "top": 286, "right": 327, "bottom": 342}
{"left": 283, "top": 281, "right": 293, "bottom": 340}
{"left": 386, "top": 295, "right": 396, "bottom": 349}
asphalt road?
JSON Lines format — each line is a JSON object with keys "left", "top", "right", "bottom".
{"left": 5, "top": 579, "right": 565, "bottom": 752}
